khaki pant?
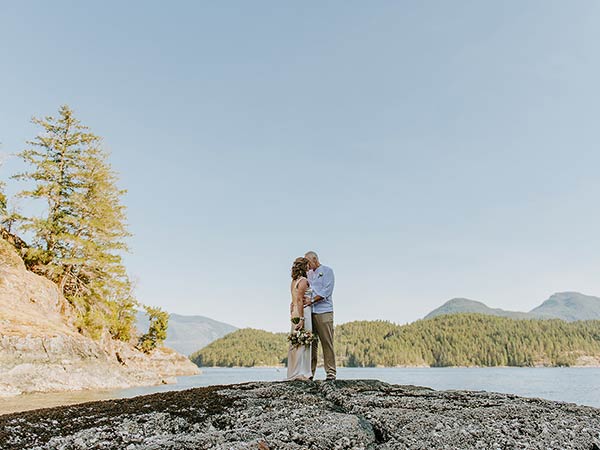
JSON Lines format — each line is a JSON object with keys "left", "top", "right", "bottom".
{"left": 311, "top": 312, "right": 336, "bottom": 379}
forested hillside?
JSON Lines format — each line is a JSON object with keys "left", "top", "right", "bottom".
{"left": 190, "top": 328, "right": 288, "bottom": 367}
{"left": 191, "top": 314, "right": 600, "bottom": 368}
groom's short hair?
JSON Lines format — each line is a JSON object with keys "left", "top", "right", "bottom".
{"left": 305, "top": 251, "right": 318, "bottom": 260}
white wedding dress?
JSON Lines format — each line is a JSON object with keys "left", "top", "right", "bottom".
{"left": 286, "top": 278, "right": 312, "bottom": 381}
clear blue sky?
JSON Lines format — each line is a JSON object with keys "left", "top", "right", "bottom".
{"left": 1, "top": 2, "right": 599, "bottom": 332}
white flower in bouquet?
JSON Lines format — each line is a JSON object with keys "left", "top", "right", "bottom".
{"left": 287, "top": 328, "right": 317, "bottom": 348}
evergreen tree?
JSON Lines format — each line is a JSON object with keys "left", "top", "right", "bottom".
{"left": 13, "top": 105, "right": 136, "bottom": 340}
{"left": 137, "top": 306, "right": 169, "bottom": 353}
{"left": 62, "top": 144, "right": 135, "bottom": 340}
{"left": 13, "top": 106, "right": 87, "bottom": 272}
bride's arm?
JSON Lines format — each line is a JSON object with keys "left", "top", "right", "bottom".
{"left": 293, "top": 279, "right": 309, "bottom": 329}
{"left": 296, "top": 279, "right": 309, "bottom": 313}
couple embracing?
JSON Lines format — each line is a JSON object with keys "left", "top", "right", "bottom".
{"left": 287, "top": 251, "right": 336, "bottom": 381}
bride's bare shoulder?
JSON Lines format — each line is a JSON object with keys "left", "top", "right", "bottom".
{"left": 292, "top": 277, "right": 309, "bottom": 289}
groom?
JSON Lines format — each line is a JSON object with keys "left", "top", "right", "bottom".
{"left": 304, "top": 251, "right": 336, "bottom": 381}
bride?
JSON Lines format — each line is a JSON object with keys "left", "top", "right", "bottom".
{"left": 286, "top": 257, "right": 313, "bottom": 381}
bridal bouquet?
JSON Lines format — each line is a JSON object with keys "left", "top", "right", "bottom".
{"left": 287, "top": 328, "right": 316, "bottom": 348}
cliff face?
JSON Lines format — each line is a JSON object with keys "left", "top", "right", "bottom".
{"left": 0, "top": 238, "right": 198, "bottom": 397}
{"left": 1, "top": 380, "right": 599, "bottom": 449}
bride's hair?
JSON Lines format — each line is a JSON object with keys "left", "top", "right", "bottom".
{"left": 291, "top": 257, "right": 309, "bottom": 280}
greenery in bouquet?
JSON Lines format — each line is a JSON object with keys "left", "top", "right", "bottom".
{"left": 287, "top": 328, "right": 317, "bottom": 348}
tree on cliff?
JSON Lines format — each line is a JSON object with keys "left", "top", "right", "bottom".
{"left": 137, "top": 306, "right": 169, "bottom": 353}
{"left": 12, "top": 105, "right": 137, "bottom": 340}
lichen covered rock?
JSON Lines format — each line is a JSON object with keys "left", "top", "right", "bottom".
{"left": 1, "top": 380, "right": 599, "bottom": 449}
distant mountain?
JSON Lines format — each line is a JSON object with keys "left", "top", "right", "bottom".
{"left": 424, "top": 298, "right": 530, "bottom": 320}
{"left": 424, "top": 292, "right": 600, "bottom": 322}
{"left": 530, "top": 292, "right": 600, "bottom": 322}
{"left": 136, "top": 311, "right": 237, "bottom": 356}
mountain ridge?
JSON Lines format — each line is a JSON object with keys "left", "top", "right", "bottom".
{"left": 424, "top": 298, "right": 531, "bottom": 320}
{"left": 424, "top": 292, "right": 600, "bottom": 322}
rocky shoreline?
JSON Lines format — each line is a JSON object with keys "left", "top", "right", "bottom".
{"left": 0, "top": 237, "right": 199, "bottom": 397}
{"left": 1, "top": 380, "right": 599, "bottom": 449}
{"left": 0, "top": 333, "right": 199, "bottom": 397}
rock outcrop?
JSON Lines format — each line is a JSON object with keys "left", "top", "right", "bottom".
{"left": 0, "top": 237, "right": 198, "bottom": 397}
{"left": 1, "top": 380, "right": 599, "bottom": 449}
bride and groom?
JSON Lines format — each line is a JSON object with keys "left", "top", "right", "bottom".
{"left": 287, "top": 251, "right": 336, "bottom": 381}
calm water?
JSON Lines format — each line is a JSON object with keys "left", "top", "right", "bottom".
{"left": 1, "top": 367, "right": 599, "bottom": 415}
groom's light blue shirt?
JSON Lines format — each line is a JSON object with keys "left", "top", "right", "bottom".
{"left": 308, "top": 265, "right": 334, "bottom": 314}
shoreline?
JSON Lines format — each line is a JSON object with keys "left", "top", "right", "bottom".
{"left": 2, "top": 365, "right": 600, "bottom": 415}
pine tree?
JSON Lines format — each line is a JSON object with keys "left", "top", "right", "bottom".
{"left": 14, "top": 105, "right": 89, "bottom": 272}
{"left": 63, "top": 144, "right": 136, "bottom": 340}
{"left": 13, "top": 105, "right": 137, "bottom": 340}
{"left": 137, "top": 306, "right": 169, "bottom": 353}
